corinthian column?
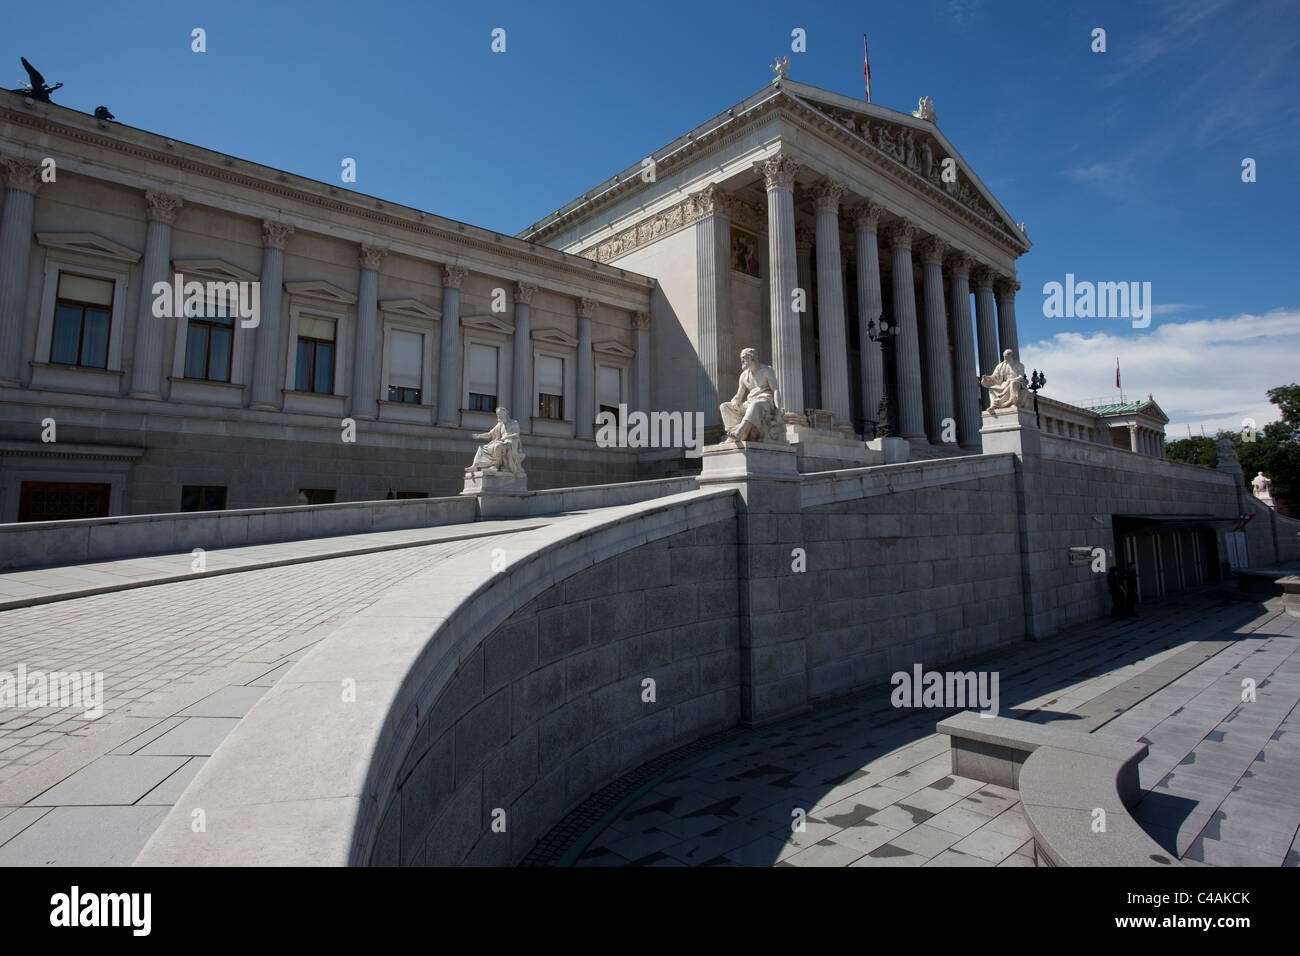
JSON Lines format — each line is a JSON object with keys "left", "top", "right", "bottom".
{"left": 512, "top": 282, "right": 537, "bottom": 432}
{"left": 694, "top": 185, "right": 732, "bottom": 427}
{"left": 887, "top": 221, "right": 925, "bottom": 439}
{"left": 131, "top": 191, "right": 183, "bottom": 398}
{"left": 795, "top": 224, "right": 817, "bottom": 412}
{"left": 0, "top": 156, "right": 42, "bottom": 385}
{"left": 812, "top": 182, "right": 851, "bottom": 426}
{"left": 633, "top": 310, "right": 651, "bottom": 414}
{"left": 995, "top": 277, "right": 1021, "bottom": 358}
{"left": 850, "top": 202, "right": 885, "bottom": 435}
{"left": 759, "top": 152, "right": 804, "bottom": 420}
{"left": 947, "top": 253, "right": 980, "bottom": 448}
{"left": 350, "top": 243, "right": 386, "bottom": 420}
{"left": 575, "top": 296, "right": 596, "bottom": 437}
{"left": 436, "top": 264, "right": 467, "bottom": 426}
{"left": 250, "top": 220, "right": 294, "bottom": 408}
{"left": 972, "top": 265, "right": 998, "bottom": 409}
{"left": 918, "top": 236, "right": 954, "bottom": 443}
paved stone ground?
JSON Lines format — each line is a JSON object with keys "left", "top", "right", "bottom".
{"left": 567, "top": 592, "right": 1300, "bottom": 867}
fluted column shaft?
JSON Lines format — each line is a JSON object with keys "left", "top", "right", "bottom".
{"left": 130, "top": 192, "right": 182, "bottom": 397}
{"left": 575, "top": 298, "right": 595, "bottom": 437}
{"left": 995, "top": 278, "right": 1021, "bottom": 357}
{"left": 0, "top": 158, "right": 41, "bottom": 385}
{"left": 512, "top": 283, "right": 536, "bottom": 431}
{"left": 795, "top": 226, "right": 817, "bottom": 412}
{"left": 972, "top": 267, "right": 998, "bottom": 409}
{"left": 813, "top": 183, "right": 851, "bottom": 424}
{"left": 852, "top": 204, "right": 885, "bottom": 435}
{"left": 633, "top": 312, "right": 650, "bottom": 413}
{"left": 919, "top": 237, "right": 954, "bottom": 442}
{"left": 350, "top": 245, "right": 384, "bottom": 420}
{"left": 695, "top": 188, "right": 731, "bottom": 426}
{"left": 947, "top": 254, "right": 980, "bottom": 447}
{"left": 760, "top": 153, "right": 803, "bottom": 419}
{"left": 436, "top": 265, "right": 466, "bottom": 426}
{"left": 888, "top": 223, "right": 925, "bottom": 439}
{"left": 250, "top": 221, "right": 293, "bottom": 408}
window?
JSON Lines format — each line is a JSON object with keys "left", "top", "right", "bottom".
{"left": 297, "top": 489, "right": 335, "bottom": 505}
{"left": 468, "top": 343, "right": 498, "bottom": 412}
{"left": 181, "top": 485, "right": 227, "bottom": 512}
{"left": 18, "top": 481, "right": 111, "bottom": 522}
{"left": 183, "top": 302, "right": 235, "bottom": 382}
{"left": 386, "top": 329, "right": 423, "bottom": 403}
{"left": 395, "top": 491, "right": 427, "bottom": 499}
{"left": 537, "top": 355, "right": 564, "bottom": 420}
{"left": 50, "top": 273, "right": 114, "bottom": 368}
{"left": 597, "top": 365, "right": 623, "bottom": 418}
{"left": 295, "top": 315, "right": 336, "bottom": 394}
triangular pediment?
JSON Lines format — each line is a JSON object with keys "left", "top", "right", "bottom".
{"left": 37, "top": 232, "right": 141, "bottom": 263}
{"left": 531, "top": 327, "right": 579, "bottom": 348}
{"left": 593, "top": 340, "right": 635, "bottom": 358}
{"left": 171, "top": 258, "right": 258, "bottom": 283}
{"left": 461, "top": 313, "right": 515, "bottom": 335}
{"left": 284, "top": 280, "right": 357, "bottom": 304}
{"left": 379, "top": 298, "right": 441, "bottom": 321}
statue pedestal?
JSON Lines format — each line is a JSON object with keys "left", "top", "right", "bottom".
{"left": 979, "top": 407, "right": 1039, "bottom": 459}
{"left": 785, "top": 421, "right": 881, "bottom": 470}
{"left": 461, "top": 471, "right": 527, "bottom": 495}
{"left": 699, "top": 440, "right": 799, "bottom": 483}
{"left": 865, "top": 437, "right": 910, "bottom": 464}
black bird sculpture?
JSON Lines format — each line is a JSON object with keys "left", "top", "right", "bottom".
{"left": 93, "top": 106, "right": 115, "bottom": 121}
{"left": 11, "top": 57, "right": 62, "bottom": 102}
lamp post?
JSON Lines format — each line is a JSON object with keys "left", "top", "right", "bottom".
{"left": 865, "top": 314, "right": 897, "bottom": 437}
{"left": 1029, "top": 369, "right": 1046, "bottom": 428}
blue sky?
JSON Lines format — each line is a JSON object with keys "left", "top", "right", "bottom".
{"left": 6, "top": 0, "right": 1297, "bottom": 432}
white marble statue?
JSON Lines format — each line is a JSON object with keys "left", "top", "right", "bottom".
{"left": 978, "top": 349, "right": 1030, "bottom": 411}
{"left": 467, "top": 407, "right": 526, "bottom": 477}
{"left": 912, "top": 95, "right": 937, "bottom": 123}
{"left": 720, "top": 348, "right": 787, "bottom": 443}
{"left": 1252, "top": 471, "right": 1273, "bottom": 502}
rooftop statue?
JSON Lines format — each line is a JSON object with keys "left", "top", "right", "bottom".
{"left": 11, "top": 57, "right": 61, "bottom": 102}
{"left": 720, "top": 348, "right": 788, "bottom": 443}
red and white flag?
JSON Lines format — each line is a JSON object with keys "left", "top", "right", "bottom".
{"left": 864, "top": 35, "right": 872, "bottom": 102}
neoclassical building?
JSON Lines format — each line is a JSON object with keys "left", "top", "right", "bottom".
{"left": 1, "top": 73, "right": 1138, "bottom": 521}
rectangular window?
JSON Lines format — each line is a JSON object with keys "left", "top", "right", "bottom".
{"left": 50, "top": 273, "right": 114, "bottom": 368}
{"left": 537, "top": 354, "right": 564, "bottom": 420}
{"left": 468, "top": 343, "right": 498, "bottom": 411}
{"left": 297, "top": 488, "right": 335, "bottom": 505}
{"left": 597, "top": 365, "right": 622, "bottom": 418}
{"left": 386, "top": 329, "right": 423, "bottom": 403}
{"left": 183, "top": 303, "right": 235, "bottom": 382}
{"left": 181, "top": 485, "right": 227, "bottom": 512}
{"left": 17, "top": 481, "right": 111, "bottom": 522}
{"left": 295, "top": 315, "right": 336, "bottom": 394}
{"left": 395, "top": 491, "right": 427, "bottom": 499}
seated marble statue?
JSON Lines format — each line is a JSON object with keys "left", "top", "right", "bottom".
{"left": 467, "top": 407, "right": 526, "bottom": 476}
{"left": 719, "top": 348, "right": 787, "bottom": 443}
{"left": 978, "top": 349, "right": 1029, "bottom": 411}
{"left": 1252, "top": 472, "right": 1273, "bottom": 498}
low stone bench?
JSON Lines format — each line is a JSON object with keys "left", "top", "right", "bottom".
{"left": 936, "top": 712, "right": 1180, "bottom": 867}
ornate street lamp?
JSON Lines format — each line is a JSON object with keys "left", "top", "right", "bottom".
{"left": 1029, "top": 369, "right": 1046, "bottom": 428}
{"left": 866, "top": 314, "right": 897, "bottom": 343}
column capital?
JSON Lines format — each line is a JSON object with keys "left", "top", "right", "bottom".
{"left": 692, "top": 183, "right": 733, "bottom": 219}
{"left": 144, "top": 190, "right": 183, "bottom": 225}
{"left": 994, "top": 276, "right": 1021, "bottom": 298}
{"left": 262, "top": 220, "right": 295, "bottom": 250}
{"left": 918, "top": 236, "right": 948, "bottom": 265}
{"left": 811, "top": 181, "right": 845, "bottom": 214}
{"left": 947, "top": 252, "right": 972, "bottom": 277}
{"left": 0, "top": 155, "right": 42, "bottom": 195}
{"left": 848, "top": 200, "right": 885, "bottom": 232}
{"left": 442, "top": 264, "right": 468, "bottom": 289}
{"left": 359, "top": 243, "right": 388, "bottom": 270}
{"left": 514, "top": 281, "right": 538, "bottom": 304}
{"left": 971, "top": 264, "right": 995, "bottom": 292}
{"left": 885, "top": 219, "right": 917, "bottom": 249}
{"left": 758, "top": 151, "right": 801, "bottom": 191}
{"left": 577, "top": 296, "right": 599, "bottom": 318}
{"left": 632, "top": 310, "right": 650, "bottom": 330}
{"left": 795, "top": 225, "right": 815, "bottom": 255}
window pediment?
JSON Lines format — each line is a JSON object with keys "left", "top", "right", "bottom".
{"left": 593, "top": 340, "right": 635, "bottom": 359}
{"left": 461, "top": 313, "right": 515, "bottom": 336}
{"left": 171, "top": 258, "right": 258, "bottom": 283}
{"left": 531, "top": 327, "right": 579, "bottom": 348}
{"left": 284, "top": 280, "right": 357, "bottom": 304}
{"left": 379, "top": 298, "right": 441, "bottom": 322}
{"left": 37, "top": 232, "right": 141, "bottom": 263}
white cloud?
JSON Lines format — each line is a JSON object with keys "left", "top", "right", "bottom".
{"left": 1020, "top": 308, "right": 1300, "bottom": 437}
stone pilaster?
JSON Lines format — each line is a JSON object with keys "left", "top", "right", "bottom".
{"left": 794, "top": 224, "right": 817, "bottom": 412}
{"left": 887, "top": 220, "right": 925, "bottom": 439}
{"left": 812, "top": 182, "right": 851, "bottom": 427}
{"left": 436, "top": 264, "right": 467, "bottom": 426}
{"left": 0, "top": 156, "right": 42, "bottom": 385}
{"left": 512, "top": 282, "right": 537, "bottom": 431}
{"left": 575, "top": 296, "right": 596, "bottom": 437}
{"left": 947, "top": 253, "right": 981, "bottom": 448}
{"left": 632, "top": 310, "right": 651, "bottom": 414}
{"left": 350, "top": 244, "right": 386, "bottom": 420}
{"left": 972, "top": 265, "right": 999, "bottom": 409}
{"left": 995, "top": 277, "right": 1021, "bottom": 358}
{"left": 131, "top": 191, "right": 183, "bottom": 398}
{"left": 851, "top": 202, "right": 885, "bottom": 436}
{"left": 918, "top": 236, "right": 954, "bottom": 443}
{"left": 759, "top": 152, "right": 804, "bottom": 422}
{"left": 250, "top": 220, "right": 294, "bottom": 408}
{"left": 695, "top": 185, "right": 732, "bottom": 427}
